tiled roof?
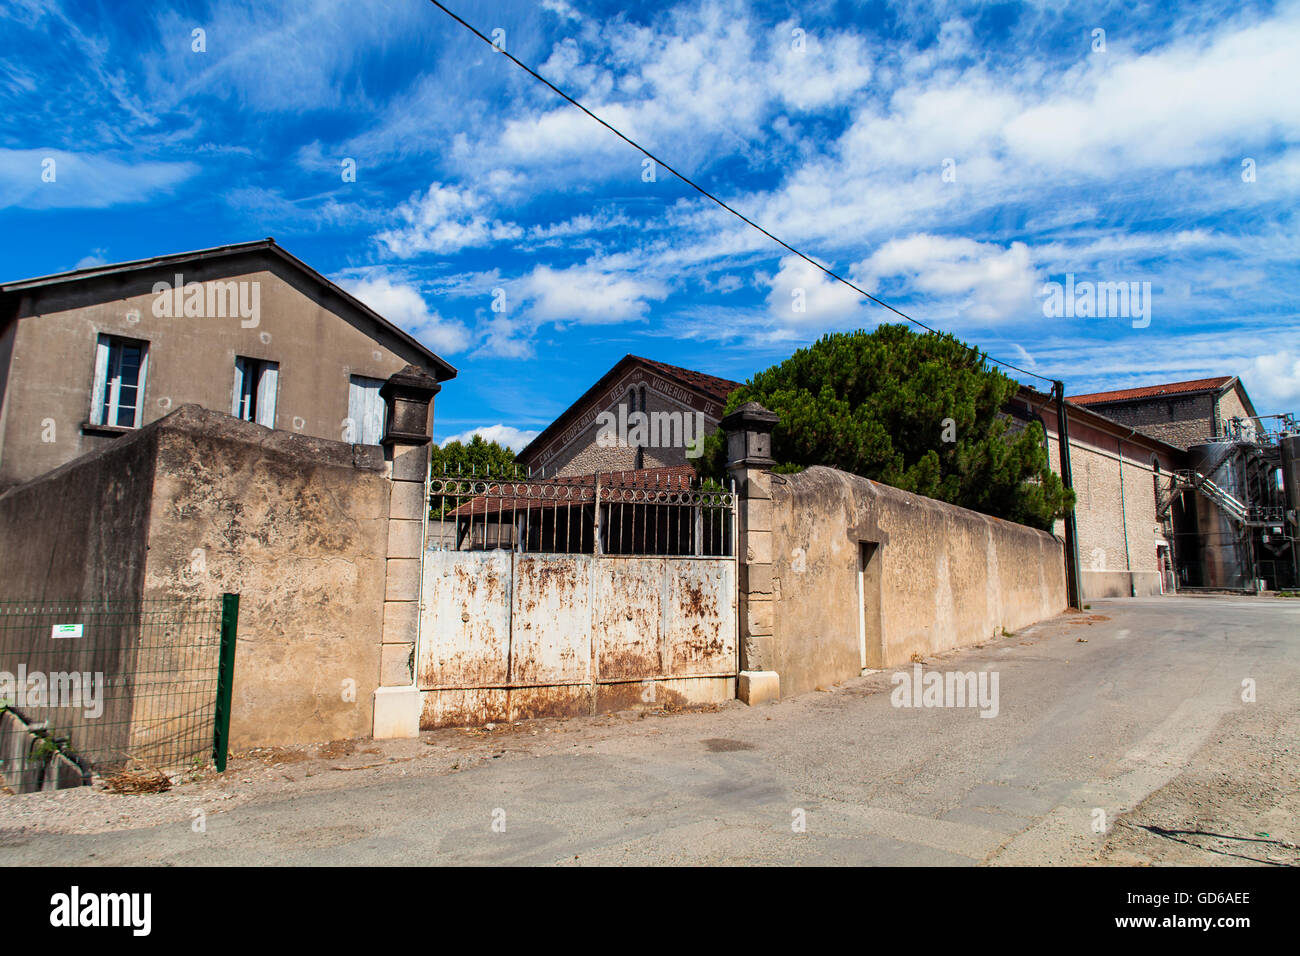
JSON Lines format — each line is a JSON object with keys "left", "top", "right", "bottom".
{"left": 1068, "top": 377, "right": 1233, "bottom": 405}
{"left": 591, "top": 464, "right": 699, "bottom": 488}
{"left": 631, "top": 356, "right": 743, "bottom": 403}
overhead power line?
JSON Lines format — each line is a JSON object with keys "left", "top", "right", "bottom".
{"left": 424, "top": 0, "right": 1057, "bottom": 386}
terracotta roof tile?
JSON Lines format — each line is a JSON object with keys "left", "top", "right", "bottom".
{"left": 630, "top": 356, "right": 743, "bottom": 403}
{"left": 1068, "top": 376, "right": 1233, "bottom": 405}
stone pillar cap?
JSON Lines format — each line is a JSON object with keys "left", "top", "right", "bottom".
{"left": 380, "top": 364, "right": 442, "bottom": 400}
{"left": 381, "top": 365, "right": 439, "bottom": 448}
{"left": 723, "top": 401, "right": 779, "bottom": 470}
{"left": 721, "top": 401, "right": 779, "bottom": 430}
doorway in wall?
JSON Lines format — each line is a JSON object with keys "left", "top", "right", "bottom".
{"left": 1156, "top": 542, "right": 1174, "bottom": 594}
{"left": 858, "top": 542, "right": 883, "bottom": 670}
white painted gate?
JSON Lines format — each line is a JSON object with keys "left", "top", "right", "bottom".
{"left": 417, "top": 472, "right": 737, "bottom": 727}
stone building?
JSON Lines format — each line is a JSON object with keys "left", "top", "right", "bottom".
{"left": 1056, "top": 377, "right": 1293, "bottom": 592}
{"left": 0, "top": 239, "right": 456, "bottom": 490}
{"left": 516, "top": 354, "right": 740, "bottom": 477}
{"left": 1014, "top": 386, "right": 1186, "bottom": 599}
{"left": 1067, "top": 376, "right": 1258, "bottom": 450}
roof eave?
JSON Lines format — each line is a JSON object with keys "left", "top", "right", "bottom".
{"left": 516, "top": 355, "right": 639, "bottom": 461}
{"left": 516, "top": 355, "right": 742, "bottom": 462}
{"left": 0, "top": 239, "right": 457, "bottom": 383}
{"left": 1015, "top": 384, "right": 1186, "bottom": 456}
{"left": 0, "top": 239, "right": 277, "bottom": 292}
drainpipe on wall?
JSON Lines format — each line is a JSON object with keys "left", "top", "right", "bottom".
{"left": 1118, "top": 428, "right": 1137, "bottom": 597}
{"left": 1054, "top": 381, "right": 1083, "bottom": 609}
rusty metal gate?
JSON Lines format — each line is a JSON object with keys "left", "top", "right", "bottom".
{"left": 418, "top": 469, "right": 737, "bottom": 727}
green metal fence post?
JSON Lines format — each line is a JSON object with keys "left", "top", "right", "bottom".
{"left": 213, "top": 593, "right": 240, "bottom": 772}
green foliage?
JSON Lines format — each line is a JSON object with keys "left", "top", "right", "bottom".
{"left": 430, "top": 434, "right": 520, "bottom": 479}
{"left": 696, "top": 325, "right": 1074, "bottom": 530}
{"left": 31, "top": 731, "right": 74, "bottom": 761}
{"left": 429, "top": 435, "right": 520, "bottom": 521}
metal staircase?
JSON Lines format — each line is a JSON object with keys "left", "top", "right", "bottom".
{"left": 1175, "top": 468, "right": 1248, "bottom": 523}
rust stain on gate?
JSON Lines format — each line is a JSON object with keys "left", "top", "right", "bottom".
{"left": 419, "top": 469, "right": 737, "bottom": 727}
{"left": 418, "top": 554, "right": 736, "bottom": 727}
{"left": 595, "top": 558, "right": 662, "bottom": 682}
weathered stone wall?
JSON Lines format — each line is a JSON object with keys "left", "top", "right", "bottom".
{"left": 0, "top": 420, "right": 157, "bottom": 603}
{"left": 1079, "top": 394, "right": 1213, "bottom": 450}
{"left": 0, "top": 404, "right": 392, "bottom": 753}
{"left": 1215, "top": 384, "right": 1255, "bottom": 435}
{"left": 767, "top": 466, "right": 1065, "bottom": 698}
{"left": 142, "top": 407, "right": 390, "bottom": 748}
{"left": 0, "top": 431, "right": 160, "bottom": 767}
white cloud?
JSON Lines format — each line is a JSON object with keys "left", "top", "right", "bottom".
{"left": 1003, "top": 15, "right": 1300, "bottom": 173}
{"left": 646, "top": 6, "right": 1300, "bottom": 280}
{"left": 839, "top": 74, "right": 1019, "bottom": 171}
{"left": 1006, "top": 343, "right": 1036, "bottom": 370}
{"left": 145, "top": 0, "right": 435, "bottom": 114}
{"left": 378, "top": 182, "right": 523, "bottom": 257}
{"left": 440, "top": 424, "right": 540, "bottom": 452}
{"left": 765, "top": 255, "right": 864, "bottom": 325}
{"left": 525, "top": 208, "right": 637, "bottom": 243}
{"left": 766, "top": 20, "right": 874, "bottom": 111}
{"left": 74, "top": 249, "right": 109, "bottom": 269}
{"left": 462, "top": 261, "right": 670, "bottom": 357}
{"left": 474, "top": 311, "right": 535, "bottom": 360}
{"left": 452, "top": 0, "right": 876, "bottom": 179}
{"left": 540, "top": 0, "right": 582, "bottom": 23}
{"left": 340, "top": 274, "right": 471, "bottom": 355}
{"left": 853, "top": 235, "right": 1037, "bottom": 322}
{"left": 520, "top": 264, "right": 668, "bottom": 324}
{"left": 1242, "top": 350, "right": 1300, "bottom": 415}
{"left": 0, "top": 149, "right": 195, "bottom": 209}
{"left": 223, "top": 185, "right": 382, "bottom": 230}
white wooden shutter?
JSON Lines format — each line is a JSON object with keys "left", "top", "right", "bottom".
{"left": 134, "top": 349, "right": 148, "bottom": 427}
{"left": 255, "top": 363, "right": 278, "bottom": 428}
{"left": 90, "top": 337, "right": 109, "bottom": 425}
{"left": 348, "top": 376, "right": 385, "bottom": 445}
{"left": 232, "top": 357, "right": 247, "bottom": 418}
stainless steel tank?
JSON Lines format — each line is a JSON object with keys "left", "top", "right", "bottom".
{"left": 1188, "top": 441, "right": 1250, "bottom": 588}
{"left": 1281, "top": 434, "right": 1300, "bottom": 526}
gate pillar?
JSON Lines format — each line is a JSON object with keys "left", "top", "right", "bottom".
{"left": 723, "top": 402, "right": 781, "bottom": 705}
{"left": 373, "top": 365, "right": 439, "bottom": 738}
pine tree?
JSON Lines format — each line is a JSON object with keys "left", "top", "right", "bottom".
{"left": 697, "top": 325, "right": 1073, "bottom": 530}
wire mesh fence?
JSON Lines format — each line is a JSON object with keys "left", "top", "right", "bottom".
{"left": 0, "top": 597, "right": 231, "bottom": 793}
{"left": 428, "top": 465, "right": 735, "bottom": 557}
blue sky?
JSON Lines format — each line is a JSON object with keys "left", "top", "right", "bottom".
{"left": 2, "top": 0, "right": 1297, "bottom": 448}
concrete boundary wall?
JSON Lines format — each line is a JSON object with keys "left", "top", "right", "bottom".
{"left": 765, "top": 466, "right": 1066, "bottom": 699}
{"left": 0, "top": 404, "right": 392, "bottom": 750}
{"left": 142, "top": 407, "right": 390, "bottom": 747}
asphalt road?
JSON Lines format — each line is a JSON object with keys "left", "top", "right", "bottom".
{"left": 2, "top": 596, "right": 1297, "bottom": 865}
